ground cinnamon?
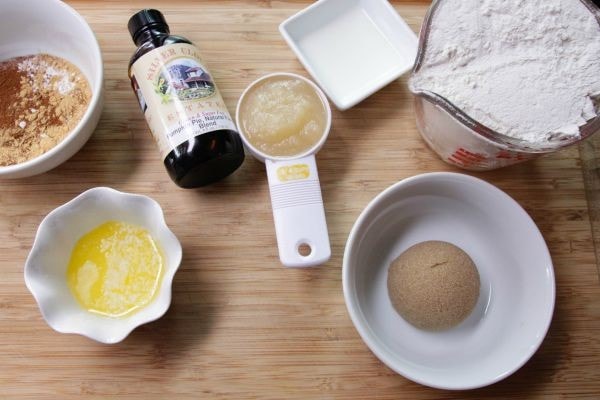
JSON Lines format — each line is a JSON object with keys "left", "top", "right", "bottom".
{"left": 0, "top": 54, "right": 91, "bottom": 166}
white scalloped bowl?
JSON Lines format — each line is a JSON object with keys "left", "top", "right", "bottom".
{"left": 24, "top": 187, "right": 182, "bottom": 344}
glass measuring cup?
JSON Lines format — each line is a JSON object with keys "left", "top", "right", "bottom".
{"left": 409, "top": 0, "right": 600, "bottom": 171}
{"left": 236, "top": 73, "right": 331, "bottom": 267}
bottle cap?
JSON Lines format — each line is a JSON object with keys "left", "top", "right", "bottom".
{"left": 128, "top": 9, "right": 169, "bottom": 42}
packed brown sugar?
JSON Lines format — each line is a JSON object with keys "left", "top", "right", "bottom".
{"left": 0, "top": 54, "right": 91, "bottom": 166}
{"left": 387, "top": 241, "right": 480, "bottom": 331}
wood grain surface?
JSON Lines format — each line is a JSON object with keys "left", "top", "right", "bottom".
{"left": 1, "top": 1, "right": 600, "bottom": 398}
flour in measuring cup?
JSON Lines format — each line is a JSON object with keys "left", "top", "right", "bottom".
{"left": 409, "top": 0, "right": 600, "bottom": 143}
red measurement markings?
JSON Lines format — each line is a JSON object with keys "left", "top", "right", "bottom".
{"left": 496, "top": 150, "right": 513, "bottom": 159}
{"left": 495, "top": 150, "right": 530, "bottom": 160}
{"left": 448, "top": 148, "right": 486, "bottom": 167}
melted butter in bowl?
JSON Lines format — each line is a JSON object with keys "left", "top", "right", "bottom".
{"left": 25, "top": 187, "right": 182, "bottom": 344}
{"left": 67, "top": 221, "right": 164, "bottom": 318}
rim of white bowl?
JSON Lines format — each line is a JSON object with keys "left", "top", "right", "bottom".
{"left": 24, "top": 187, "right": 183, "bottom": 344}
{"left": 0, "top": 0, "right": 104, "bottom": 175}
{"left": 342, "top": 172, "right": 555, "bottom": 390}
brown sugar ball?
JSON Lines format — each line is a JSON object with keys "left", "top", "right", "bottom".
{"left": 387, "top": 241, "right": 480, "bottom": 331}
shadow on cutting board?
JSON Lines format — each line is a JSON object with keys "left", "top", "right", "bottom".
{"left": 118, "top": 248, "right": 219, "bottom": 363}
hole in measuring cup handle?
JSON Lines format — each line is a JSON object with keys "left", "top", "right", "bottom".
{"left": 297, "top": 242, "right": 312, "bottom": 257}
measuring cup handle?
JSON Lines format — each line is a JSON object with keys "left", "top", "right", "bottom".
{"left": 265, "top": 156, "right": 331, "bottom": 267}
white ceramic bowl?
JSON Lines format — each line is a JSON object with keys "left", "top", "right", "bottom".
{"left": 342, "top": 172, "right": 555, "bottom": 390}
{"left": 0, "top": 0, "right": 103, "bottom": 179}
{"left": 24, "top": 187, "right": 182, "bottom": 344}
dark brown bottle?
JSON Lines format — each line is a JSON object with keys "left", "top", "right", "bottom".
{"left": 127, "top": 9, "right": 244, "bottom": 188}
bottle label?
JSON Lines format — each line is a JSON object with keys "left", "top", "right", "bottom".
{"left": 130, "top": 43, "right": 237, "bottom": 159}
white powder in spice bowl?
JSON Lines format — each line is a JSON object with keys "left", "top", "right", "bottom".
{"left": 410, "top": 0, "right": 600, "bottom": 144}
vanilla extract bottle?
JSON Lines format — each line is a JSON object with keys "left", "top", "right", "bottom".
{"left": 128, "top": 9, "right": 244, "bottom": 188}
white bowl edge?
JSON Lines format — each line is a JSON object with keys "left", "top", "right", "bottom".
{"left": 342, "top": 172, "right": 556, "bottom": 390}
{"left": 24, "top": 187, "right": 183, "bottom": 344}
{"left": 0, "top": 0, "right": 104, "bottom": 178}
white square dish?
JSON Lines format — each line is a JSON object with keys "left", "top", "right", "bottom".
{"left": 279, "top": 0, "right": 418, "bottom": 110}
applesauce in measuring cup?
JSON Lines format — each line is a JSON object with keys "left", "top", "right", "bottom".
{"left": 236, "top": 73, "right": 331, "bottom": 267}
{"left": 238, "top": 76, "right": 328, "bottom": 157}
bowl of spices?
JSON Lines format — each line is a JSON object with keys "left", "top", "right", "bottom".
{"left": 24, "top": 187, "right": 182, "bottom": 344}
{"left": 342, "top": 173, "right": 555, "bottom": 389}
{"left": 0, "top": 0, "right": 103, "bottom": 178}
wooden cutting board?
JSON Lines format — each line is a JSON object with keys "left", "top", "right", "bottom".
{"left": 1, "top": 1, "right": 599, "bottom": 398}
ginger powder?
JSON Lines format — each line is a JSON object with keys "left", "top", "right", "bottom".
{"left": 0, "top": 54, "right": 91, "bottom": 166}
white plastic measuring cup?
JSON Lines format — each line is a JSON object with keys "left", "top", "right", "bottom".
{"left": 236, "top": 73, "right": 331, "bottom": 267}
